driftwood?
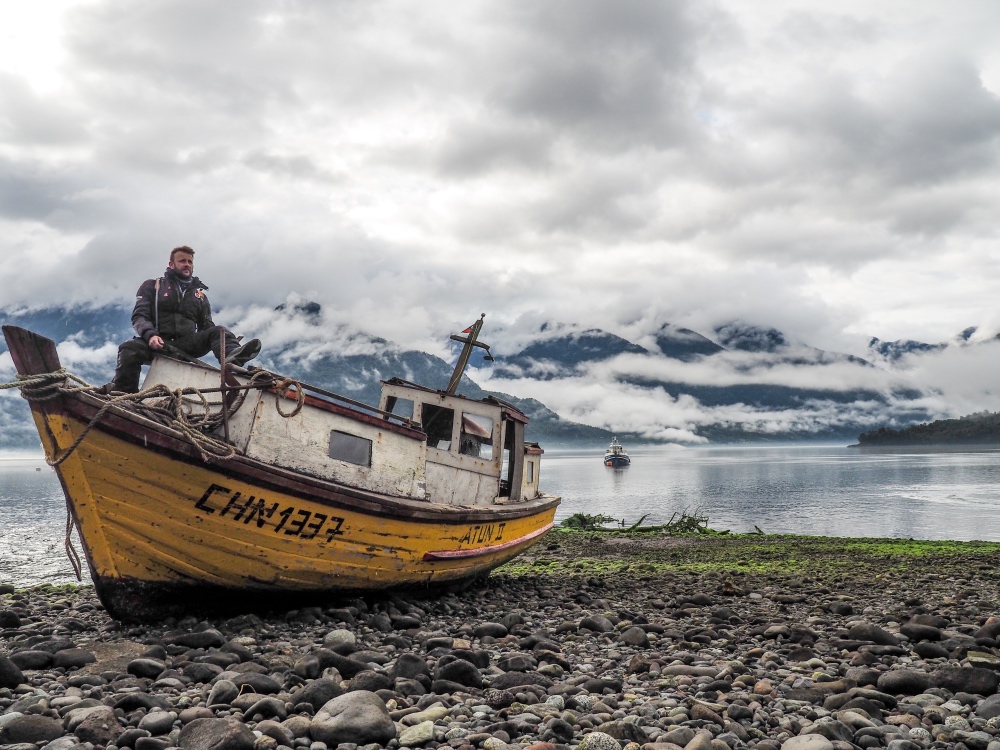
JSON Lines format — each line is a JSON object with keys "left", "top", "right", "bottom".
{"left": 560, "top": 509, "right": 730, "bottom": 535}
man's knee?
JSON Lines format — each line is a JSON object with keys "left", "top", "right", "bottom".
{"left": 118, "top": 338, "right": 152, "bottom": 363}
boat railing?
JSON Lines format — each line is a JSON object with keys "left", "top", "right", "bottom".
{"left": 198, "top": 369, "right": 422, "bottom": 433}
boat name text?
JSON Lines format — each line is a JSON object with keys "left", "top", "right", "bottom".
{"left": 195, "top": 483, "right": 346, "bottom": 541}
{"left": 458, "top": 522, "right": 506, "bottom": 546}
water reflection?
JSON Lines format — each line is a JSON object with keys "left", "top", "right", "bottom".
{"left": 542, "top": 444, "right": 1000, "bottom": 541}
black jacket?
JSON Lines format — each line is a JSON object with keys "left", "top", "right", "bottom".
{"left": 131, "top": 268, "right": 215, "bottom": 342}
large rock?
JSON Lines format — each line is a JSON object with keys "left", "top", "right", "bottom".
{"left": 434, "top": 658, "right": 483, "bottom": 688}
{"left": 73, "top": 705, "right": 123, "bottom": 746}
{"left": 932, "top": 667, "right": 1000, "bottom": 696}
{"left": 0, "top": 715, "right": 65, "bottom": 745}
{"left": 9, "top": 649, "right": 54, "bottom": 670}
{"left": 178, "top": 718, "right": 255, "bottom": 750}
{"left": 0, "top": 656, "right": 25, "bottom": 688}
{"left": 390, "top": 653, "right": 431, "bottom": 680}
{"left": 293, "top": 677, "right": 344, "bottom": 711}
{"left": 310, "top": 691, "right": 396, "bottom": 747}
{"left": 877, "top": 669, "right": 931, "bottom": 695}
{"left": 322, "top": 629, "right": 357, "bottom": 654}
{"left": 165, "top": 630, "right": 227, "bottom": 649}
{"left": 579, "top": 614, "right": 615, "bottom": 633}
{"left": 848, "top": 623, "right": 900, "bottom": 646}
{"left": 53, "top": 648, "right": 97, "bottom": 670}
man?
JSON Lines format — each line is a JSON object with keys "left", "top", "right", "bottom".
{"left": 104, "top": 245, "right": 261, "bottom": 393}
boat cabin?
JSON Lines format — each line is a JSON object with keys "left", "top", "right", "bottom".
{"left": 142, "top": 358, "right": 542, "bottom": 507}
{"left": 379, "top": 377, "right": 541, "bottom": 505}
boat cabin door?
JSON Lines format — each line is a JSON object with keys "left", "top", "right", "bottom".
{"left": 500, "top": 416, "right": 525, "bottom": 502}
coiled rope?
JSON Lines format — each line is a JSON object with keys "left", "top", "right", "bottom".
{"left": 2, "top": 366, "right": 306, "bottom": 581}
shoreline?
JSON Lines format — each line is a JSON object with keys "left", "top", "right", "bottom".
{"left": 3, "top": 531, "right": 1000, "bottom": 750}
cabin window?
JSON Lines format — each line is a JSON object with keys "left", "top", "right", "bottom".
{"left": 328, "top": 430, "right": 372, "bottom": 467}
{"left": 384, "top": 396, "right": 414, "bottom": 419}
{"left": 527, "top": 460, "right": 535, "bottom": 483}
{"left": 460, "top": 413, "right": 494, "bottom": 459}
{"left": 422, "top": 404, "right": 454, "bottom": 450}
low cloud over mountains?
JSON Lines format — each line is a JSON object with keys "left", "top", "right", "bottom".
{"left": 4, "top": 299, "right": 1000, "bottom": 449}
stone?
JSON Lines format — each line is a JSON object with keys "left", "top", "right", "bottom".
{"left": 9, "top": 649, "right": 54, "bottom": 669}
{"left": 0, "top": 715, "right": 65, "bottom": 744}
{"left": 933, "top": 667, "right": 1000, "bottom": 696}
{"left": 435, "top": 658, "right": 483, "bottom": 688}
{"left": 52, "top": 648, "right": 96, "bottom": 669}
{"left": 877, "top": 669, "right": 931, "bottom": 695}
{"left": 577, "top": 731, "right": 622, "bottom": 750}
{"left": 390, "top": 652, "right": 431, "bottom": 680}
{"left": 322, "top": 629, "right": 357, "bottom": 654}
{"left": 231, "top": 672, "right": 282, "bottom": 693}
{"left": 348, "top": 669, "right": 393, "bottom": 693}
{"left": 782, "top": 737, "right": 835, "bottom": 750}
{"left": 473, "top": 622, "right": 509, "bottom": 639}
{"left": 398, "top": 719, "right": 436, "bottom": 746}
{"left": 208, "top": 679, "right": 240, "bottom": 706}
{"left": 0, "top": 655, "right": 25, "bottom": 688}
{"left": 255, "top": 719, "right": 294, "bottom": 746}
{"left": 849, "top": 623, "right": 900, "bottom": 646}
{"left": 129, "top": 658, "right": 168, "bottom": 679}
{"left": 74, "top": 705, "right": 124, "bottom": 746}
{"left": 138, "top": 710, "right": 178, "bottom": 735}
{"left": 165, "top": 629, "right": 227, "bottom": 649}
{"left": 580, "top": 614, "right": 616, "bottom": 633}
{"left": 178, "top": 717, "right": 256, "bottom": 750}
{"left": 620, "top": 626, "right": 649, "bottom": 647}
{"left": 310, "top": 691, "right": 396, "bottom": 746}
{"left": 294, "top": 677, "right": 344, "bottom": 710}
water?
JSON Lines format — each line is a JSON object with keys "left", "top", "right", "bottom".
{"left": 4, "top": 444, "right": 1000, "bottom": 588}
{"left": 546, "top": 443, "right": 1000, "bottom": 540}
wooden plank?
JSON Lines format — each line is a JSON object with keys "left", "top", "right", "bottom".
{"left": 2, "top": 325, "right": 61, "bottom": 376}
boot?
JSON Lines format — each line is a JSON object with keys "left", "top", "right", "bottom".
{"left": 226, "top": 338, "right": 261, "bottom": 368}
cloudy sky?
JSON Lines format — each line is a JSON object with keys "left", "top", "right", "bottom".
{"left": 3, "top": 0, "right": 1000, "bottom": 438}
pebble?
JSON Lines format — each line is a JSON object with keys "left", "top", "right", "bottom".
{"left": 5, "top": 540, "right": 1000, "bottom": 750}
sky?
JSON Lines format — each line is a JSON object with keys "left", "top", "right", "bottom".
{"left": 3, "top": 0, "right": 1000, "bottom": 439}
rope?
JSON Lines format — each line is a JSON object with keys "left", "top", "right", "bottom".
{"left": 3, "top": 365, "right": 306, "bottom": 583}
{"left": 64, "top": 504, "right": 83, "bottom": 581}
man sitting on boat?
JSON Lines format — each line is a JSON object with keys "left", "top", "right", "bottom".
{"left": 103, "top": 245, "right": 262, "bottom": 394}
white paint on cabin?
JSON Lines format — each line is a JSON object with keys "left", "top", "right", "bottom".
{"left": 244, "top": 390, "right": 426, "bottom": 499}
{"left": 142, "top": 358, "right": 546, "bottom": 506}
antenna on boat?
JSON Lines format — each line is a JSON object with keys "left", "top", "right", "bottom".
{"left": 446, "top": 313, "right": 493, "bottom": 394}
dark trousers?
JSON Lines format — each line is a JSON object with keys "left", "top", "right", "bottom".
{"left": 112, "top": 328, "right": 241, "bottom": 392}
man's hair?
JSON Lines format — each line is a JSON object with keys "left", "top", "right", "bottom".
{"left": 170, "top": 245, "right": 195, "bottom": 263}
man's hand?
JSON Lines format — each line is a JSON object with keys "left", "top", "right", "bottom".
{"left": 149, "top": 335, "right": 165, "bottom": 350}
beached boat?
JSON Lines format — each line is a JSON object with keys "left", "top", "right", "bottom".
{"left": 3, "top": 318, "right": 559, "bottom": 621}
{"left": 604, "top": 436, "right": 631, "bottom": 467}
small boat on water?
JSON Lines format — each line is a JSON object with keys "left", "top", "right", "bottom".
{"left": 604, "top": 436, "right": 631, "bottom": 467}
{"left": 3, "top": 317, "right": 559, "bottom": 621}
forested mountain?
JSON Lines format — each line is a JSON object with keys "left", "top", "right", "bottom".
{"left": 856, "top": 411, "right": 1000, "bottom": 446}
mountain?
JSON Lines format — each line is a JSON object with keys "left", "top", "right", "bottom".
{"left": 714, "top": 322, "right": 788, "bottom": 353}
{"left": 0, "top": 304, "right": 608, "bottom": 449}
{"left": 856, "top": 411, "right": 1000, "bottom": 446}
{"left": 652, "top": 324, "right": 724, "bottom": 360}
{"left": 868, "top": 337, "right": 946, "bottom": 362}
{"left": 491, "top": 327, "right": 648, "bottom": 379}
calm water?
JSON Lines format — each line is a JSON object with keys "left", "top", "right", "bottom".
{"left": 4, "top": 444, "right": 1000, "bottom": 588}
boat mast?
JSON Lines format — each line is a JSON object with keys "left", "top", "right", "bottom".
{"left": 446, "top": 313, "right": 493, "bottom": 394}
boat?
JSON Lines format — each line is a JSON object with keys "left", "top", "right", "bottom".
{"left": 604, "top": 436, "right": 631, "bottom": 467}
{"left": 3, "top": 316, "right": 559, "bottom": 621}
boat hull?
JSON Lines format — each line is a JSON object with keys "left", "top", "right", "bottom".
{"left": 30, "top": 404, "right": 556, "bottom": 620}
{"left": 604, "top": 456, "right": 630, "bottom": 467}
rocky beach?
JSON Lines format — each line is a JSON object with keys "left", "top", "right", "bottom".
{"left": 3, "top": 532, "right": 1000, "bottom": 750}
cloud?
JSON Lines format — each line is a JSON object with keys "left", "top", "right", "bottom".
{"left": 0, "top": 0, "right": 999, "bottom": 374}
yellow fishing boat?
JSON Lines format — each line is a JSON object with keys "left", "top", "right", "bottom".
{"left": 3, "top": 318, "right": 559, "bottom": 621}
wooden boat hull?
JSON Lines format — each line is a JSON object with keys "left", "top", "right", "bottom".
{"left": 6, "top": 326, "right": 558, "bottom": 621}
